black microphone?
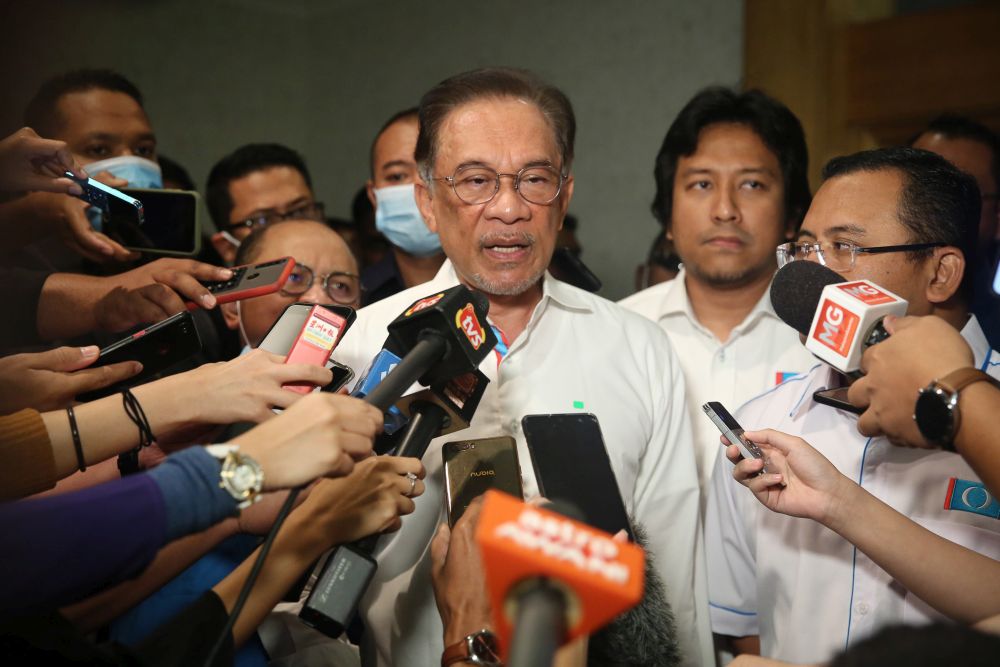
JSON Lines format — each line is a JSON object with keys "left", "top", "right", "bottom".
{"left": 769, "top": 260, "right": 847, "bottom": 336}
{"left": 299, "top": 286, "right": 497, "bottom": 638}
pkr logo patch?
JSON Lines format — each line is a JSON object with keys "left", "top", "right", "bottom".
{"left": 944, "top": 478, "right": 1000, "bottom": 519}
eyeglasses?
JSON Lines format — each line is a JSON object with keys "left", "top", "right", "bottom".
{"left": 228, "top": 201, "right": 326, "bottom": 231}
{"left": 280, "top": 262, "right": 360, "bottom": 305}
{"left": 776, "top": 240, "right": 946, "bottom": 272}
{"left": 434, "top": 164, "right": 566, "bottom": 205}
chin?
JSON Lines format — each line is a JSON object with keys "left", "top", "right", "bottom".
{"left": 468, "top": 269, "right": 544, "bottom": 297}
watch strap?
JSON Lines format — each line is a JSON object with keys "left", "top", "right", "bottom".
{"left": 441, "top": 639, "right": 470, "bottom": 666}
{"left": 936, "top": 367, "right": 997, "bottom": 394}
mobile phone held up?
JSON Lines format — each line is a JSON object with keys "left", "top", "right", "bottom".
{"left": 701, "top": 401, "right": 770, "bottom": 474}
{"left": 443, "top": 436, "right": 524, "bottom": 526}
{"left": 76, "top": 310, "right": 202, "bottom": 402}
{"left": 187, "top": 257, "right": 296, "bottom": 309}
{"left": 68, "top": 171, "right": 143, "bottom": 230}
{"left": 117, "top": 188, "right": 202, "bottom": 256}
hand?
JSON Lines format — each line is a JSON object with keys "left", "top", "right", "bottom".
{"left": 93, "top": 258, "right": 232, "bottom": 332}
{"left": 291, "top": 456, "right": 425, "bottom": 546}
{"left": 0, "top": 127, "right": 86, "bottom": 195}
{"left": 143, "top": 349, "right": 335, "bottom": 428}
{"left": 237, "top": 487, "right": 311, "bottom": 535}
{"left": 431, "top": 495, "right": 493, "bottom": 646}
{"left": 847, "top": 315, "right": 974, "bottom": 448}
{"left": 0, "top": 345, "right": 140, "bottom": 414}
{"left": 727, "top": 429, "right": 854, "bottom": 525}
{"left": 230, "top": 392, "right": 385, "bottom": 490}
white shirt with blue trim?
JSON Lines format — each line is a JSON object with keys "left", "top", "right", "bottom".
{"left": 704, "top": 315, "right": 1000, "bottom": 663}
{"left": 330, "top": 260, "right": 711, "bottom": 667}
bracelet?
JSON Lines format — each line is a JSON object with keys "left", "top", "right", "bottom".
{"left": 118, "top": 388, "right": 157, "bottom": 476}
{"left": 66, "top": 406, "right": 86, "bottom": 472}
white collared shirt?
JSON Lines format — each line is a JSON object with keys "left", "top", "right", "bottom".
{"left": 331, "top": 260, "right": 711, "bottom": 667}
{"left": 705, "top": 316, "right": 1000, "bottom": 664}
{"left": 619, "top": 269, "right": 816, "bottom": 490}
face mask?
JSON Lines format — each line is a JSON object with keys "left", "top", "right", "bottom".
{"left": 374, "top": 184, "right": 441, "bottom": 257}
{"left": 83, "top": 155, "right": 163, "bottom": 189}
{"left": 219, "top": 230, "right": 242, "bottom": 248}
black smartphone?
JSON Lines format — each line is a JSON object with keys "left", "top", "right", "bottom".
{"left": 443, "top": 436, "right": 523, "bottom": 526}
{"left": 521, "top": 413, "right": 632, "bottom": 537}
{"left": 68, "top": 171, "right": 144, "bottom": 230}
{"left": 77, "top": 311, "right": 202, "bottom": 401}
{"left": 187, "top": 257, "right": 296, "bottom": 309}
{"left": 702, "top": 401, "right": 771, "bottom": 468}
{"left": 320, "top": 361, "right": 355, "bottom": 394}
{"left": 113, "top": 188, "right": 201, "bottom": 256}
{"left": 812, "top": 387, "right": 864, "bottom": 415}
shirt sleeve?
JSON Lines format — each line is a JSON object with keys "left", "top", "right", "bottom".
{"left": 704, "top": 430, "right": 760, "bottom": 637}
{"left": 630, "top": 328, "right": 712, "bottom": 667}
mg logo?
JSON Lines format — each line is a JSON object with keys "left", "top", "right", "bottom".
{"left": 812, "top": 298, "right": 860, "bottom": 356}
{"left": 836, "top": 281, "right": 895, "bottom": 305}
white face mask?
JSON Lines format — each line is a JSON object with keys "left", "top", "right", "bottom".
{"left": 220, "top": 230, "right": 242, "bottom": 248}
{"left": 82, "top": 155, "right": 163, "bottom": 189}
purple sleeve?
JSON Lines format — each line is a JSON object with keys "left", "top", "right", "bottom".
{"left": 0, "top": 473, "right": 167, "bottom": 617}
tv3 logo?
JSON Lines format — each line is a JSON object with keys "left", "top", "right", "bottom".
{"left": 456, "top": 303, "right": 485, "bottom": 349}
{"left": 812, "top": 298, "right": 860, "bottom": 356}
{"left": 836, "top": 281, "right": 895, "bottom": 305}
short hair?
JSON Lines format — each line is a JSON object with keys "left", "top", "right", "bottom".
{"left": 24, "top": 69, "right": 144, "bottom": 138}
{"left": 233, "top": 217, "right": 333, "bottom": 266}
{"left": 910, "top": 113, "right": 1000, "bottom": 194}
{"left": 830, "top": 623, "right": 1000, "bottom": 667}
{"left": 205, "top": 143, "right": 313, "bottom": 227}
{"left": 822, "top": 146, "right": 981, "bottom": 298}
{"left": 415, "top": 67, "right": 575, "bottom": 183}
{"left": 651, "top": 87, "right": 811, "bottom": 231}
{"left": 158, "top": 155, "right": 195, "bottom": 191}
{"left": 370, "top": 107, "right": 419, "bottom": 177}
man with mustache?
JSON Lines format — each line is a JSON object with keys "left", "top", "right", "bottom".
{"left": 620, "top": 87, "right": 817, "bottom": 495}
{"left": 331, "top": 67, "right": 709, "bottom": 667}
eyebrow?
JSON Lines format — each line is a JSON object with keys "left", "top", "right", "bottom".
{"left": 680, "top": 166, "right": 777, "bottom": 177}
{"left": 825, "top": 224, "right": 867, "bottom": 237}
{"left": 244, "top": 196, "right": 312, "bottom": 218}
{"left": 454, "top": 159, "right": 556, "bottom": 171}
{"left": 380, "top": 159, "right": 414, "bottom": 171}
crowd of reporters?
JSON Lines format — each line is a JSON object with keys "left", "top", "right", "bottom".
{"left": 1, "top": 62, "right": 999, "bottom": 667}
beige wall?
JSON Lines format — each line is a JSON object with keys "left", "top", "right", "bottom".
{"left": 1, "top": 0, "right": 743, "bottom": 299}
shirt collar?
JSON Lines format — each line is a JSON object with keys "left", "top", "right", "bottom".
{"left": 655, "top": 267, "right": 780, "bottom": 332}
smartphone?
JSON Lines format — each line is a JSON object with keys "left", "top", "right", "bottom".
{"left": 320, "top": 361, "right": 355, "bottom": 394}
{"left": 258, "top": 302, "right": 357, "bottom": 355}
{"left": 812, "top": 387, "right": 864, "bottom": 415}
{"left": 521, "top": 413, "right": 632, "bottom": 537}
{"left": 284, "top": 305, "right": 351, "bottom": 394}
{"left": 77, "top": 311, "right": 202, "bottom": 401}
{"left": 443, "top": 436, "right": 523, "bottom": 526}
{"left": 108, "top": 188, "right": 201, "bottom": 256}
{"left": 992, "top": 256, "right": 999, "bottom": 295}
{"left": 702, "top": 401, "right": 770, "bottom": 472}
{"left": 188, "top": 257, "right": 296, "bottom": 309}
{"left": 68, "top": 171, "right": 144, "bottom": 230}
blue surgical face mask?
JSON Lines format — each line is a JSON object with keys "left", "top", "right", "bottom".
{"left": 374, "top": 184, "right": 441, "bottom": 257}
{"left": 83, "top": 155, "right": 163, "bottom": 189}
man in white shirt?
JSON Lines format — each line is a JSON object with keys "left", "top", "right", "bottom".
{"left": 620, "top": 87, "right": 816, "bottom": 491}
{"left": 331, "top": 67, "right": 709, "bottom": 667}
{"left": 706, "top": 146, "right": 1000, "bottom": 663}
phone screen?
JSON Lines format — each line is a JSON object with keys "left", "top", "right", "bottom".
{"left": 116, "top": 188, "right": 200, "bottom": 255}
{"left": 521, "top": 413, "right": 632, "bottom": 537}
{"left": 444, "top": 436, "right": 523, "bottom": 526}
{"left": 993, "top": 256, "right": 1000, "bottom": 295}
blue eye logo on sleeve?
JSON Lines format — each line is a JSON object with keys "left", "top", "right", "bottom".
{"left": 944, "top": 478, "right": 1000, "bottom": 519}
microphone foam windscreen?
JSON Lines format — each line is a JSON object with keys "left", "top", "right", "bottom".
{"left": 769, "top": 261, "right": 846, "bottom": 335}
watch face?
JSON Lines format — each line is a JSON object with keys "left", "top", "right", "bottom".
{"left": 470, "top": 633, "right": 500, "bottom": 662}
{"left": 915, "top": 389, "right": 956, "bottom": 445}
{"left": 232, "top": 464, "right": 256, "bottom": 492}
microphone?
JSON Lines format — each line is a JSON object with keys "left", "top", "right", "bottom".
{"left": 351, "top": 348, "right": 408, "bottom": 435}
{"left": 476, "top": 490, "right": 645, "bottom": 666}
{"left": 770, "top": 261, "right": 908, "bottom": 373}
{"left": 299, "top": 285, "right": 497, "bottom": 638}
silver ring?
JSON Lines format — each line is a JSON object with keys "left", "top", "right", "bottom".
{"left": 405, "top": 472, "right": 417, "bottom": 497}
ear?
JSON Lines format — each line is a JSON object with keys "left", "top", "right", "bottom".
{"left": 221, "top": 301, "right": 240, "bottom": 330}
{"left": 415, "top": 181, "right": 437, "bottom": 233}
{"left": 924, "top": 246, "right": 966, "bottom": 305}
{"left": 365, "top": 179, "right": 377, "bottom": 208}
{"left": 558, "top": 175, "right": 575, "bottom": 223}
{"left": 210, "top": 232, "right": 238, "bottom": 266}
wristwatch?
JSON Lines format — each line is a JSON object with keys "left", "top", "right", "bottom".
{"left": 913, "top": 368, "right": 997, "bottom": 450}
{"left": 205, "top": 444, "right": 264, "bottom": 509}
{"left": 441, "top": 628, "right": 502, "bottom": 666}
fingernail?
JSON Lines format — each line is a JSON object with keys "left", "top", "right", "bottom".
{"left": 80, "top": 345, "right": 98, "bottom": 358}
{"left": 201, "top": 293, "right": 217, "bottom": 308}
{"left": 69, "top": 183, "right": 83, "bottom": 195}
{"left": 219, "top": 268, "right": 233, "bottom": 278}
{"left": 132, "top": 361, "right": 143, "bottom": 373}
